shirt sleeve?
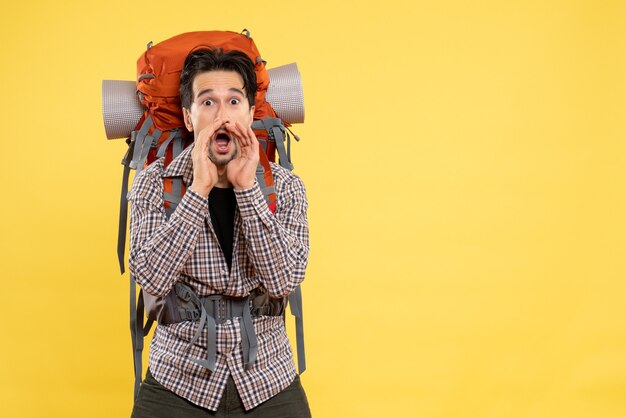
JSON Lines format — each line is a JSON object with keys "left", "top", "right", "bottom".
{"left": 128, "top": 169, "right": 209, "bottom": 297}
{"left": 235, "top": 173, "right": 310, "bottom": 298}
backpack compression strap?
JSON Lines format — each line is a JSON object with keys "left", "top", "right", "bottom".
{"left": 289, "top": 285, "right": 306, "bottom": 373}
{"left": 117, "top": 115, "right": 162, "bottom": 274}
{"left": 252, "top": 117, "right": 295, "bottom": 170}
{"left": 130, "top": 274, "right": 144, "bottom": 400}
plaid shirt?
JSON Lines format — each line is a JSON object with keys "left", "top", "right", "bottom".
{"left": 128, "top": 144, "right": 309, "bottom": 411}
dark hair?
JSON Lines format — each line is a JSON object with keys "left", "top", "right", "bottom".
{"left": 179, "top": 48, "right": 257, "bottom": 109}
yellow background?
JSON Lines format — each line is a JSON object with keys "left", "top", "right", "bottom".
{"left": 1, "top": 0, "right": 625, "bottom": 417}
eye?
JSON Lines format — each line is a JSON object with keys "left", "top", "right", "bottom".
{"left": 229, "top": 98, "right": 240, "bottom": 105}
{"left": 203, "top": 99, "right": 214, "bottom": 106}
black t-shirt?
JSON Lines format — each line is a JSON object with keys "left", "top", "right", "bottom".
{"left": 208, "top": 187, "right": 236, "bottom": 271}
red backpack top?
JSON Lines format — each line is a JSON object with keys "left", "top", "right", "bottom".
{"left": 127, "top": 30, "right": 280, "bottom": 224}
{"left": 136, "top": 30, "right": 277, "bottom": 130}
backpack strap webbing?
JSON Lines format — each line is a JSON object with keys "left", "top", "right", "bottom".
{"left": 117, "top": 143, "right": 133, "bottom": 274}
{"left": 125, "top": 128, "right": 184, "bottom": 400}
{"left": 289, "top": 285, "right": 306, "bottom": 374}
{"left": 156, "top": 128, "right": 182, "bottom": 158}
{"left": 252, "top": 117, "right": 293, "bottom": 170}
{"left": 117, "top": 116, "right": 160, "bottom": 274}
{"left": 129, "top": 274, "right": 144, "bottom": 401}
{"left": 186, "top": 295, "right": 259, "bottom": 372}
{"left": 162, "top": 133, "right": 186, "bottom": 217}
{"left": 129, "top": 116, "right": 159, "bottom": 173}
{"left": 255, "top": 157, "right": 276, "bottom": 212}
{"left": 187, "top": 301, "right": 217, "bottom": 371}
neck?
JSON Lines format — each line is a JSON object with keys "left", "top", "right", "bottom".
{"left": 215, "top": 166, "right": 232, "bottom": 188}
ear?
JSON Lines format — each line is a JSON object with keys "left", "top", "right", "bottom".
{"left": 183, "top": 107, "right": 193, "bottom": 132}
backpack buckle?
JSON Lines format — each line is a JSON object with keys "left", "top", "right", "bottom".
{"left": 176, "top": 307, "right": 199, "bottom": 322}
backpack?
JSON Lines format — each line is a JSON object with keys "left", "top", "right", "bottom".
{"left": 102, "top": 29, "right": 306, "bottom": 399}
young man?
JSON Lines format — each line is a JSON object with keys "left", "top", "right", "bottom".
{"left": 128, "top": 48, "right": 311, "bottom": 417}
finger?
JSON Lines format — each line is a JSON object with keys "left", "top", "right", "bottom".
{"left": 198, "top": 117, "right": 222, "bottom": 140}
{"left": 224, "top": 120, "right": 244, "bottom": 145}
{"left": 197, "top": 118, "right": 224, "bottom": 149}
{"left": 240, "top": 121, "right": 254, "bottom": 148}
{"left": 224, "top": 121, "right": 247, "bottom": 149}
{"left": 235, "top": 121, "right": 249, "bottom": 148}
{"left": 240, "top": 123, "right": 259, "bottom": 156}
{"left": 246, "top": 124, "right": 258, "bottom": 147}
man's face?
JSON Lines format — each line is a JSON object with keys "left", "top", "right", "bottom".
{"left": 183, "top": 70, "right": 255, "bottom": 166}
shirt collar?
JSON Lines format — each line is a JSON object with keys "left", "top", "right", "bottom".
{"left": 162, "top": 143, "right": 194, "bottom": 186}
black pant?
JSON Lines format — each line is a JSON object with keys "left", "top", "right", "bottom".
{"left": 131, "top": 369, "right": 311, "bottom": 418}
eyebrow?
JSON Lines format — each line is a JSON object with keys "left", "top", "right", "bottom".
{"left": 195, "top": 87, "right": 245, "bottom": 99}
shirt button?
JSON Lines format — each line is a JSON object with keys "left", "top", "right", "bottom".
{"left": 225, "top": 320, "right": 232, "bottom": 325}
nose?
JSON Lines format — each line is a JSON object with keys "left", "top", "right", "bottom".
{"left": 215, "top": 103, "right": 225, "bottom": 119}
{"left": 215, "top": 102, "right": 231, "bottom": 121}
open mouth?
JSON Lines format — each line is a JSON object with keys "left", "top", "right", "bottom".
{"left": 213, "top": 131, "right": 231, "bottom": 153}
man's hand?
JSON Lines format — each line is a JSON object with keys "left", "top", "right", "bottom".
{"left": 189, "top": 118, "right": 222, "bottom": 197}
{"left": 225, "top": 121, "right": 260, "bottom": 190}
